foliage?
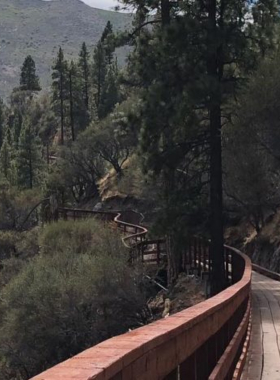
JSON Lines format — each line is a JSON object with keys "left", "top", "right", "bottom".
{"left": 0, "top": 98, "right": 5, "bottom": 148}
{"left": 39, "top": 218, "right": 125, "bottom": 256}
{"left": 15, "top": 117, "right": 44, "bottom": 189}
{"left": 52, "top": 47, "right": 69, "bottom": 145}
{"left": 47, "top": 134, "right": 104, "bottom": 203}
{"left": 117, "top": 0, "right": 279, "bottom": 290}
{"left": 0, "top": 220, "right": 146, "bottom": 379}
{"left": 0, "top": 0, "right": 130, "bottom": 98}
{"left": 0, "top": 185, "right": 42, "bottom": 230}
{"left": 224, "top": 54, "right": 280, "bottom": 232}
{"left": 20, "top": 55, "right": 41, "bottom": 92}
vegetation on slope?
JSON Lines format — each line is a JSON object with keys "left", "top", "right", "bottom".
{"left": 0, "top": 219, "right": 147, "bottom": 379}
{"left": 0, "top": 0, "right": 279, "bottom": 377}
{"left": 0, "top": 0, "right": 130, "bottom": 97}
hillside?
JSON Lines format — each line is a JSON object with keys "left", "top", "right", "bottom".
{"left": 0, "top": 0, "right": 131, "bottom": 97}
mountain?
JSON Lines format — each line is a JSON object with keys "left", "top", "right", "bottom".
{"left": 0, "top": 0, "right": 131, "bottom": 98}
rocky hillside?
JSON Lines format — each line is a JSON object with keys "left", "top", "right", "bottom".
{"left": 226, "top": 211, "right": 280, "bottom": 273}
{"left": 0, "top": 0, "right": 131, "bottom": 97}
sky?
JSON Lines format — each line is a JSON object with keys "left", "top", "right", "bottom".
{"left": 80, "top": 0, "right": 121, "bottom": 11}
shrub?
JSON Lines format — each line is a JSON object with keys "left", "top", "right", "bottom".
{"left": 39, "top": 218, "right": 124, "bottom": 256}
{"left": 0, "top": 220, "right": 146, "bottom": 379}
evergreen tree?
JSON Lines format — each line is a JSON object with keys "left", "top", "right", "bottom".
{"left": 69, "top": 61, "right": 76, "bottom": 142}
{"left": 52, "top": 48, "right": 69, "bottom": 145}
{"left": 0, "top": 98, "right": 4, "bottom": 148}
{"left": 0, "top": 130, "right": 13, "bottom": 181}
{"left": 15, "top": 118, "right": 43, "bottom": 189}
{"left": 92, "top": 42, "right": 107, "bottom": 117}
{"left": 119, "top": 0, "right": 279, "bottom": 292}
{"left": 101, "top": 21, "right": 115, "bottom": 65}
{"left": 9, "top": 89, "right": 34, "bottom": 147}
{"left": 99, "top": 61, "right": 120, "bottom": 119}
{"left": 78, "top": 42, "right": 90, "bottom": 111}
{"left": 20, "top": 55, "right": 41, "bottom": 91}
{"left": 69, "top": 60, "right": 89, "bottom": 138}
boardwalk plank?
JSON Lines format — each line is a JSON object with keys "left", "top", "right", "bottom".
{"left": 242, "top": 272, "right": 280, "bottom": 380}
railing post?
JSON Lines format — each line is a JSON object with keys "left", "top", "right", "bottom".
{"left": 180, "top": 353, "right": 196, "bottom": 379}
{"left": 193, "top": 237, "right": 197, "bottom": 271}
{"left": 207, "top": 334, "right": 218, "bottom": 375}
{"left": 225, "top": 247, "right": 230, "bottom": 285}
{"left": 198, "top": 238, "right": 202, "bottom": 275}
{"left": 196, "top": 343, "right": 209, "bottom": 379}
{"left": 203, "top": 239, "right": 208, "bottom": 272}
{"left": 164, "top": 368, "right": 178, "bottom": 380}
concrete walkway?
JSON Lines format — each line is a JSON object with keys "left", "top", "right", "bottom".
{"left": 241, "top": 272, "right": 280, "bottom": 380}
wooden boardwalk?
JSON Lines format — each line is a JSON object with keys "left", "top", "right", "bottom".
{"left": 242, "top": 272, "right": 280, "bottom": 380}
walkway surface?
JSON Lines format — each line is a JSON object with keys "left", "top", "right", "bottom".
{"left": 241, "top": 272, "right": 280, "bottom": 380}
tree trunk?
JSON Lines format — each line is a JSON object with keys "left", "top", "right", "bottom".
{"left": 69, "top": 69, "right": 75, "bottom": 141}
{"left": 207, "top": 0, "right": 226, "bottom": 295}
{"left": 29, "top": 147, "right": 33, "bottom": 189}
{"left": 84, "top": 62, "right": 89, "bottom": 110}
{"left": 60, "top": 71, "right": 64, "bottom": 145}
{"left": 209, "top": 104, "right": 225, "bottom": 294}
{"left": 161, "top": 0, "right": 170, "bottom": 26}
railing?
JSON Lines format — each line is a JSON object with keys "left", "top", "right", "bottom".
{"left": 30, "top": 208, "right": 251, "bottom": 380}
{"left": 252, "top": 262, "right": 280, "bottom": 281}
{"left": 57, "top": 207, "right": 166, "bottom": 265}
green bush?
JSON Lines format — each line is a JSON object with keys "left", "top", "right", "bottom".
{"left": 0, "top": 220, "right": 146, "bottom": 379}
{"left": 39, "top": 218, "right": 124, "bottom": 256}
{"left": 0, "top": 231, "right": 18, "bottom": 259}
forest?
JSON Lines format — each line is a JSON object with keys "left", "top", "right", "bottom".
{"left": 0, "top": 0, "right": 280, "bottom": 378}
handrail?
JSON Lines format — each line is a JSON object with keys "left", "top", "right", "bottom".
{"left": 252, "top": 263, "right": 280, "bottom": 281}
{"left": 57, "top": 207, "right": 163, "bottom": 264}
{"left": 30, "top": 208, "right": 252, "bottom": 380}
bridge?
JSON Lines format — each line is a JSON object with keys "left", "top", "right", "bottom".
{"left": 30, "top": 208, "right": 280, "bottom": 380}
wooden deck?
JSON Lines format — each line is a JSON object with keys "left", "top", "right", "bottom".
{"left": 242, "top": 272, "right": 280, "bottom": 380}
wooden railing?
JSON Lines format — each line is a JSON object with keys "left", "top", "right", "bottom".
{"left": 58, "top": 207, "right": 167, "bottom": 265}
{"left": 30, "top": 208, "right": 251, "bottom": 380}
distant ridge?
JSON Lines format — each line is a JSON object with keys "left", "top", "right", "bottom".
{"left": 0, "top": 0, "right": 131, "bottom": 98}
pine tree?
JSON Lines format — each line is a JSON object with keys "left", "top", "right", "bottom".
{"left": 99, "top": 61, "right": 120, "bottom": 119}
{"left": 119, "top": 0, "right": 279, "bottom": 292}
{"left": 52, "top": 48, "right": 69, "bottom": 145}
{"left": 15, "top": 117, "right": 43, "bottom": 189}
{"left": 101, "top": 21, "right": 115, "bottom": 65}
{"left": 78, "top": 42, "right": 90, "bottom": 111}
{"left": 69, "top": 60, "right": 90, "bottom": 138}
{"left": 0, "top": 130, "right": 13, "bottom": 181}
{"left": 0, "top": 125, "right": 16, "bottom": 184}
{"left": 20, "top": 55, "right": 41, "bottom": 91}
{"left": 92, "top": 42, "right": 107, "bottom": 117}
{"left": 69, "top": 61, "right": 75, "bottom": 142}
{"left": 0, "top": 98, "right": 4, "bottom": 148}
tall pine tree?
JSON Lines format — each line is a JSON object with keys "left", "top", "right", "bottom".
{"left": 99, "top": 61, "right": 120, "bottom": 119}
{"left": 92, "top": 41, "right": 107, "bottom": 117}
{"left": 78, "top": 42, "right": 90, "bottom": 111}
{"left": 15, "top": 117, "right": 43, "bottom": 189}
{"left": 119, "top": 0, "right": 279, "bottom": 292}
{"left": 0, "top": 98, "right": 4, "bottom": 149}
{"left": 0, "top": 128, "right": 13, "bottom": 182}
{"left": 101, "top": 21, "right": 115, "bottom": 65}
{"left": 20, "top": 55, "right": 41, "bottom": 92}
{"left": 52, "top": 48, "right": 69, "bottom": 145}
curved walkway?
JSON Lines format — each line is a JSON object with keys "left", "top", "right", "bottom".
{"left": 241, "top": 271, "right": 280, "bottom": 380}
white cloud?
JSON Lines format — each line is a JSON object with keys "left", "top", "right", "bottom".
{"left": 80, "top": 0, "right": 120, "bottom": 11}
